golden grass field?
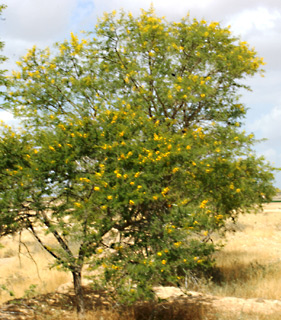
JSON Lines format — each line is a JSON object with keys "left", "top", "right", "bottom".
{"left": 210, "top": 202, "right": 281, "bottom": 300}
{"left": 1, "top": 202, "right": 281, "bottom": 319}
{"left": 0, "top": 229, "right": 71, "bottom": 304}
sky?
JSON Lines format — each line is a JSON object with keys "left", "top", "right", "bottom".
{"left": 1, "top": 0, "right": 281, "bottom": 187}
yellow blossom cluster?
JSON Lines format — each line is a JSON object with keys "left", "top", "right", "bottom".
{"left": 192, "top": 127, "right": 205, "bottom": 140}
{"left": 199, "top": 200, "right": 208, "bottom": 209}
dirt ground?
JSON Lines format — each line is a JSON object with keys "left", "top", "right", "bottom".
{"left": 0, "top": 284, "right": 281, "bottom": 319}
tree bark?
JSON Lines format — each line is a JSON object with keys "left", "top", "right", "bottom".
{"left": 72, "top": 268, "right": 85, "bottom": 319}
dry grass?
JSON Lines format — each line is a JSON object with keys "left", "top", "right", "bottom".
{"left": 214, "top": 312, "right": 281, "bottom": 320}
{"left": 69, "top": 301, "right": 213, "bottom": 320}
{"left": 0, "top": 230, "right": 71, "bottom": 304}
{"left": 203, "top": 202, "right": 281, "bottom": 300}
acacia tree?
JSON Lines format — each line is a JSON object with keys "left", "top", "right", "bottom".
{"left": 2, "top": 7, "right": 275, "bottom": 317}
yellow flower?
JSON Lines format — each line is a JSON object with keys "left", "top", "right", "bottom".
{"left": 174, "top": 241, "right": 182, "bottom": 247}
{"left": 134, "top": 172, "right": 140, "bottom": 178}
{"left": 97, "top": 248, "right": 103, "bottom": 253}
{"left": 74, "top": 202, "right": 82, "bottom": 208}
{"left": 200, "top": 200, "right": 208, "bottom": 209}
{"left": 161, "top": 187, "right": 170, "bottom": 197}
{"left": 107, "top": 195, "right": 113, "bottom": 200}
{"left": 157, "top": 252, "right": 162, "bottom": 256}
{"left": 172, "top": 167, "right": 179, "bottom": 173}
{"left": 137, "top": 185, "right": 142, "bottom": 189}
{"left": 129, "top": 200, "right": 135, "bottom": 206}
{"left": 201, "top": 93, "right": 206, "bottom": 98}
{"left": 161, "top": 260, "right": 167, "bottom": 265}
{"left": 94, "top": 186, "right": 100, "bottom": 191}
{"left": 49, "top": 146, "right": 55, "bottom": 151}
{"left": 186, "top": 145, "right": 191, "bottom": 150}
{"left": 236, "top": 188, "right": 241, "bottom": 193}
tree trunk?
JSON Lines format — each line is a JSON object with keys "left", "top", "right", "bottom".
{"left": 72, "top": 268, "right": 85, "bottom": 319}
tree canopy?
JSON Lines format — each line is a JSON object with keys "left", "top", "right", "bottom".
{"left": 1, "top": 7, "right": 276, "bottom": 317}
{"left": 7, "top": 8, "right": 264, "bottom": 127}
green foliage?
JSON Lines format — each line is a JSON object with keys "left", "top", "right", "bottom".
{"left": 0, "top": 284, "right": 15, "bottom": 297}
{"left": 6, "top": 7, "right": 264, "bottom": 128}
{"left": 0, "top": 6, "right": 276, "bottom": 307}
{"left": 23, "top": 284, "right": 38, "bottom": 299}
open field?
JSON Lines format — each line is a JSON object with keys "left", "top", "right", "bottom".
{"left": 208, "top": 202, "right": 281, "bottom": 300}
{"left": 1, "top": 203, "right": 281, "bottom": 319}
{"left": 0, "top": 229, "right": 71, "bottom": 304}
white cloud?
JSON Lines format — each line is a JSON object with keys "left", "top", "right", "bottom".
{"left": 248, "top": 106, "right": 281, "bottom": 143}
{"left": 0, "top": 111, "right": 18, "bottom": 126}
{"left": 2, "top": 0, "right": 76, "bottom": 41}
{"left": 228, "top": 7, "right": 281, "bottom": 36}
